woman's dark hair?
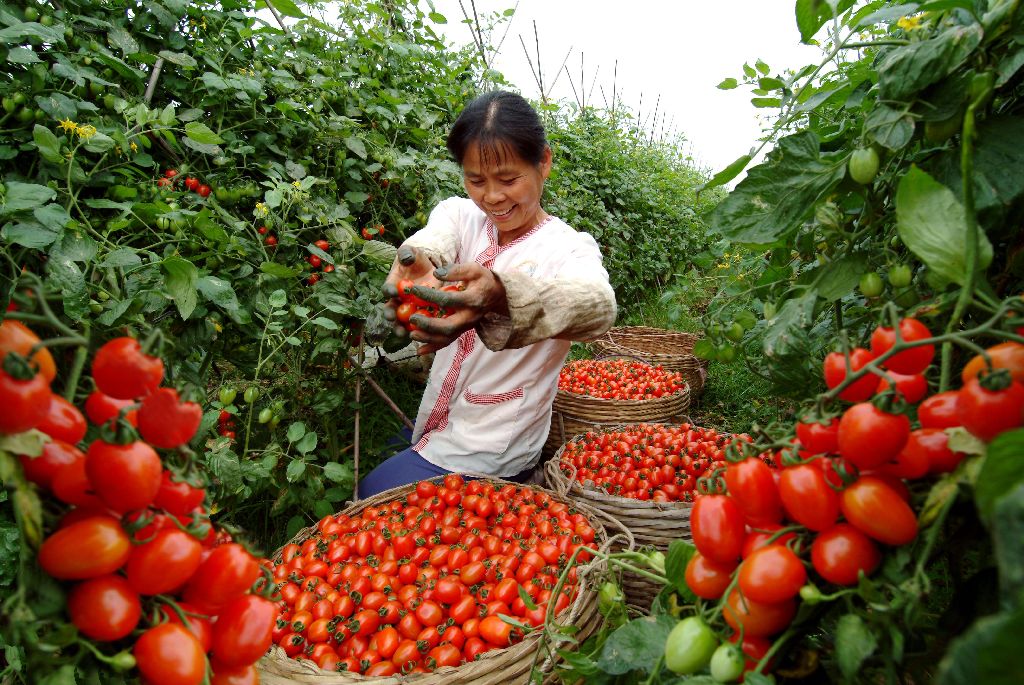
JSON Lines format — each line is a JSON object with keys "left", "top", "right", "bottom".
{"left": 446, "top": 91, "right": 547, "bottom": 167}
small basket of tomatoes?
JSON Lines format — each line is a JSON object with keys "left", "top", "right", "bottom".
{"left": 543, "top": 357, "right": 692, "bottom": 458}
{"left": 545, "top": 422, "right": 746, "bottom": 611}
{"left": 256, "top": 474, "right": 626, "bottom": 684}
{"left": 591, "top": 326, "right": 709, "bottom": 398}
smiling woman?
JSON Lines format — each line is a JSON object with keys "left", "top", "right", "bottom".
{"left": 359, "top": 91, "right": 618, "bottom": 498}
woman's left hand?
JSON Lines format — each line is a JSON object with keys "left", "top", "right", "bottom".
{"left": 407, "top": 263, "right": 508, "bottom": 354}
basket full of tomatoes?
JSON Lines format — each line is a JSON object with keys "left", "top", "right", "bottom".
{"left": 545, "top": 423, "right": 748, "bottom": 610}
{"left": 591, "top": 326, "right": 709, "bottom": 398}
{"left": 256, "top": 474, "right": 622, "bottom": 684}
{"left": 543, "top": 358, "right": 691, "bottom": 458}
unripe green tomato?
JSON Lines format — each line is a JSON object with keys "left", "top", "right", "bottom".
{"left": 12, "top": 92, "right": 27, "bottom": 107}
{"left": 664, "top": 617, "right": 718, "bottom": 675}
{"left": 24, "top": 7, "right": 39, "bottom": 21}
{"left": 39, "top": 14, "right": 53, "bottom": 26}
{"left": 763, "top": 302, "right": 777, "bottom": 320}
{"left": 888, "top": 264, "right": 913, "bottom": 288}
{"left": 2, "top": 96, "right": 16, "bottom": 114}
{"left": 272, "top": 400, "right": 285, "bottom": 413}
{"left": 724, "top": 322, "right": 745, "bottom": 342}
{"left": 709, "top": 643, "right": 745, "bottom": 683}
{"left": 597, "top": 581, "right": 624, "bottom": 615}
{"left": 258, "top": 408, "right": 273, "bottom": 424}
{"left": 895, "top": 289, "right": 919, "bottom": 309}
{"left": 645, "top": 550, "right": 666, "bottom": 575}
{"left": 156, "top": 216, "right": 170, "bottom": 231}
{"left": 219, "top": 387, "right": 237, "bottom": 405}
{"left": 102, "top": 94, "right": 116, "bottom": 110}
{"left": 96, "top": 290, "right": 110, "bottom": 302}
{"left": 89, "top": 301, "right": 103, "bottom": 314}
{"left": 16, "top": 107, "right": 35, "bottom": 124}
{"left": 109, "top": 651, "right": 136, "bottom": 671}
{"left": 243, "top": 386, "right": 259, "bottom": 403}
{"left": 848, "top": 147, "right": 880, "bottom": 185}
{"left": 718, "top": 344, "right": 737, "bottom": 363}
{"left": 924, "top": 111, "right": 962, "bottom": 143}
{"left": 859, "top": 272, "right": 884, "bottom": 298}
{"left": 269, "top": 415, "right": 281, "bottom": 429}
{"left": 799, "top": 584, "right": 824, "bottom": 604}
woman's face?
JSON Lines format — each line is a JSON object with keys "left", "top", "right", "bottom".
{"left": 462, "top": 141, "right": 551, "bottom": 244}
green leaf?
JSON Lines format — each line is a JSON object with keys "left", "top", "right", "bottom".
{"left": 38, "top": 664, "right": 77, "bottom": 685}
{"left": 323, "top": 461, "right": 353, "bottom": 485}
{"left": 597, "top": 614, "right": 676, "bottom": 675}
{"left": 836, "top": 614, "right": 878, "bottom": 681}
{"left": 763, "top": 292, "right": 816, "bottom": 358}
{"left": 286, "top": 459, "right": 307, "bottom": 482}
{"left": 1, "top": 181, "right": 57, "bottom": 216}
{"left": 865, "top": 105, "right": 915, "bottom": 150}
{"left": 936, "top": 605, "right": 1024, "bottom": 685}
{"left": 0, "top": 430, "right": 48, "bottom": 458}
{"left": 698, "top": 154, "right": 753, "bottom": 194}
{"left": 83, "top": 132, "right": 115, "bottom": 153}
{"left": 7, "top": 46, "right": 41, "bottom": 63}
{"left": 345, "top": 136, "right": 367, "bottom": 159}
{"left": 262, "top": 0, "right": 306, "bottom": 19}
{"left": 107, "top": 25, "right": 141, "bottom": 55}
{"left": 991, "top": 481, "right": 1024, "bottom": 608}
{"left": 32, "top": 125, "right": 62, "bottom": 163}
{"left": 33, "top": 204, "right": 71, "bottom": 235}
{"left": 45, "top": 253, "right": 88, "bottom": 321}
{"left": 184, "top": 121, "right": 224, "bottom": 145}
{"left": 287, "top": 422, "right": 307, "bottom": 443}
{"left": 97, "top": 247, "right": 142, "bottom": 268}
{"left": 158, "top": 50, "right": 197, "bottom": 68}
{"left": 311, "top": 316, "right": 338, "bottom": 330}
{"left": 811, "top": 253, "right": 868, "bottom": 301}
{"left": 755, "top": 59, "right": 771, "bottom": 75}
{"left": 196, "top": 276, "right": 244, "bottom": 320}
{"left": 709, "top": 132, "right": 846, "bottom": 244}
{"left": 162, "top": 255, "right": 199, "bottom": 319}
{"left": 896, "top": 165, "right": 993, "bottom": 288}
{"left": 877, "top": 25, "right": 983, "bottom": 102}
{"left": 428, "top": 11, "right": 447, "bottom": 23}
{"left": 361, "top": 240, "right": 397, "bottom": 267}
{"left": 295, "top": 431, "right": 317, "bottom": 454}
{"left": 795, "top": 0, "right": 857, "bottom": 43}
{"left": 974, "top": 429, "right": 1024, "bottom": 524}
{"left": 664, "top": 539, "right": 696, "bottom": 598}
{"left": 717, "top": 77, "right": 739, "bottom": 90}
{"left": 260, "top": 262, "right": 300, "bottom": 279}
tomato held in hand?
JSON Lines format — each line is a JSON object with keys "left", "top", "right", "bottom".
{"left": 869, "top": 318, "right": 935, "bottom": 375}
{"left": 68, "top": 574, "right": 142, "bottom": 641}
{"left": 840, "top": 475, "right": 918, "bottom": 545}
{"left": 38, "top": 516, "right": 131, "bottom": 579}
{"left": 92, "top": 337, "right": 165, "bottom": 399}
{"left": 811, "top": 523, "right": 881, "bottom": 586}
{"left": 134, "top": 623, "right": 207, "bottom": 685}
{"left": 837, "top": 402, "right": 910, "bottom": 470}
{"left": 823, "top": 348, "right": 878, "bottom": 402}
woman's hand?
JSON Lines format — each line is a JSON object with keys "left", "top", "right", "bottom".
{"left": 374, "top": 246, "right": 442, "bottom": 340}
{"left": 407, "top": 263, "right": 508, "bottom": 355}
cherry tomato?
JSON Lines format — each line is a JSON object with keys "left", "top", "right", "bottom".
{"left": 68, "top": 574, "right": 142, "bottom": 641}
{"left": 38, "top": 516, "right": 131, "bottom": 579}
{"left": 840, "top": 475, "right": 918, "bottom": 545}
{"left": 85, "top": 439, "right": 163, "bottom": 513}
{"left": 479, "top": 615, "right": 516, "bottom": 646}
{"left": 183, "top": 543, "right": 261, "bottom": 614}
{"left": 961, "top": 342, "right": 1024, "bottom": 385}
{"left": 0, "top": 367, "right": 50, "bottom": 434}
{"left": 35, "top": 394, "right": 87, "bottom": 444}
{"left": 876, "top": 372, "right": 928, "bottom": 404}
{"left": 211, "top": 662, "right": 259, "bottom": 685}
{"left": 724, "top": 457, "right": 782, "bottom": 525}
{"left": 811, "top": 523, "right": 881, "bottom": 585}
{"left": 84, "top": 390, "right": 138, "bottom": 427}
{"left": 796, "top": 418, "right": 839, "bottom": 455}
{"left": 197, "top": 184, "right": 212, "bottom": 198}
{"left": 19, "top": 439, "right": 83, "bottom": 490}
{"left": 778, "top": 464, "right": 839, "bottom": 532}
{"left": 0, "top": 319, "right": 56, "bottom": 382}
{"left": 663, "top": 616, "right": 718, "bottom": 675}
{"left": 210, "top": 594, "right": 277, "bottom": 667}
{"left": 134, "top": 623, "right": 207, "bottom": 685}
{"left": 138, "top": 387, "right": 203, "bottom": 448}
{"left": 684, "top": 552, "right": 736, "bottom": 600}
{"left": 92, "top": 337, "right": 165, "bottom": 399}
{"left": 837, "top": 403, "right": 910, "bottom": 470}
{"left": 957, "top": 377, "right": 1024, "bottom": 442}
{"left": 823, "top": 348, "right": 877, "bottom": 402}
{"left": 723, "top": 589, "right": 796, "bottom": 637}
{"left": 738, "top": 544, "right": 806, "bottom": 604}
{"left": 125, "top": 528, "right": 203, "bottom": 595}
{"left": 918, "top": 390, "right": 961, "bottom": 429}
{"left": 691, "top": 495, "right": 746, "bottom": 564}
{"left": 869, "top": 318, "right": 935, "bottom": 375}
{"left": 154, "top": 470, "right": 206, "bottom": 516}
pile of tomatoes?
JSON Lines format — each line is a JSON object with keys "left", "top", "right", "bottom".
{"left": 156, "top": 168, "right": 212, "bottom": 198}
{"left": 393, "top": 278, "right": 462, "bottom": 333}
{"left": 559, "top": 424, "right": 747, "bottom": 502}
{"left": 666, "top": 319, "right": 1024, "bottom": 678}
{"left": 266, "top": 474, "right": 598, "bottom": 675}
{"left": 2, "top": 321, "right": 275, "bottom": 685}
{"left": 558, "top": 359, "right": 687, "bottom": 400}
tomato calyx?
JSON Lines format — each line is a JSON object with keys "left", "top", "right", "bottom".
{"left": 977, "top": 367, "right": 1014, "bottom": 392}
{"left": 1, "top": 350, "right": 40, "bottom": 380}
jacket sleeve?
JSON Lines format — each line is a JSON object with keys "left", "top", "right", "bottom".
{"left": 477, "top": 230, "right": 617, "bottom": 350}
{"left": 399, "top": 198, "right": 464, "bottom": 268}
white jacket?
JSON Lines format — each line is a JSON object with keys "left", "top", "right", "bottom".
{"left": 403, "top": 197, "right": 617, "bottom": 476}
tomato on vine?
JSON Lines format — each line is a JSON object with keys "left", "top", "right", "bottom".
{"left": 92, "top": 337, "right": 165, "bottom": 399}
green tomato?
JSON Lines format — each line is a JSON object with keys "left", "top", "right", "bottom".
{"left": 16, "top": 107, "right": 35, "bottom": 124}
{"left": 269, "top": 415, "right": 281, "bottom": 429}
{"left": 718, "top": 344, "right": 737, "bottom": 363}
{"left": 24, "top": 6, "right": 39, "bottom": 21}
{"left": 859, "top": 272, "right": 884, "bottom": 298}
{"left": 664, "top": 617, "right": 718, "bottom": 675}
{"left": 709, "top": 643, "right": 745, "bottom": 683}
{"left": 763, "top": 302, "right": 777, "bottom": 320}
{"left": 888, "top": 264, "right": 913, "bottom": 288}
{"left": 243, "top": 386, "right": 259, "bottom": 403}
{"left": 258, "top": 408, "right": 273, "bottom": 424}
{"left": 597, "top": 581, "right": 624, "bottom": 615}
{"left": 848, "top": 147, "right": 880, "bottom": 185}
{"left": 924, "top": 111, "right": 962, "bottom": 143}
{"left": 799, "top": 584, "right": 824, "bottom": 604}
{"left": 644, "top": 550, "right": 666, "bottom": 575}
{"left": 895, "top": 289, "right": 919, "bottom": 309}
{"left": 12, "top": 92, "right": 27, "bottom": 107}
{"left": 40, "top": 14, "right": 53, "bottom": 27}
{"left": 2, "top": 96, "right": 16, "bottom": 114}
{"left": 724, "top": 322, "right": 745, "bottom": 342}
{"left": 156, "top": 216, "right": 171, "bottom": 231}
{"left": 219, "top": 387, "right": 237, "bottom": 405}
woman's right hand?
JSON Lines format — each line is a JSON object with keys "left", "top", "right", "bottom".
{"left": 379, "top": 246, "right": 442, "bottom": 335}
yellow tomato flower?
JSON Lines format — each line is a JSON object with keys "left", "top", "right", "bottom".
{"left": 255, "top": 202, "right": 269, "bottom": 218}
{"left": 129, "top": 141, "right": 138, "bottom": 152}
{"left": 58, "top": 118, "right": 77, "bottom": 133}
{"left": 76, "top": 124, "right": 97, "bottom": 140}
{"left": 897, "top": 14, "right": 924, "bottom": 31}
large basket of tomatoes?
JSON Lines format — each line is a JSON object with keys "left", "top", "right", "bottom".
{"left": 591, "top": 326, "right": 709, "bottom": 398}
{"left": 545, "top": 423, "right": 746, "bottom": 610}
{"left": 256, "top": 474, "right": 626, "bottom": 684}
{"left": 542, "top": 358, "right": 692, "bottom": 458}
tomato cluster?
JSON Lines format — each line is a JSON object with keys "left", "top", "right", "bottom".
{"left": 266, "top": 474, "right": 597, "bottom": 675}
{"left": 156, "top": 168, "right": 211, "bottom": 198}
{"left": 558, "top": 359, "right": 687, "bottom": 400}
{"left": 559, "top": 424, "right": 749, "bottom": 502}
{"left": 4, "top": 325, "right": 274, "bottom": 685}
{"left": 361, "top": 223, "right": 386, "bottom": 240}
{"left": 306, "top": 238, "right": 335, "bottom": 286}
{"left": 393, "top": 278, "right": 462, "bottom": 333}
{"left": 674, "top": 323, "right": 1024, "bottom": 671}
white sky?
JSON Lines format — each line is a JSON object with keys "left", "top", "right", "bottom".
{"left": 427, "top": 0, "right": 823, "bottom": 173}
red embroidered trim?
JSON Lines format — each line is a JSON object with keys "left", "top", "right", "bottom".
{"left": 477, "top": 216, "right": 553, "bottom": 268}
{"left": 464, "top": 387, "right": 525, "bottom": 405}
{"left": 414, "top": 330, "right": 475, "bottom": 451}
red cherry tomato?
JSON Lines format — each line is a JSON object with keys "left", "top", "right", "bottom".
{"left": 795, "top": 418, "right": 839, "bottom": 455}
{"left": 125, "top": 528, "right": 203, "bottom": 595}
{"left": 138, "top": 387, "right": 203, "bottom": 448}
{"left": 869, "top": 318, "right": 935, "bottom": 375}
{"left": 917, "top": 390, "right": 961, "bottom": 429}
{"left": 738, "top": 544, "right": 806, "bottom": 604}
{"left": 837, "top": 403, "right": 911, "bottom": 470}
{"left": 92, "top": 337, "right": 165, "bottom": 399}
{"left": 210, "top": 594, "right": 277, "bottom": 667}
{"left": 84, "top": 390, "right": 138, "bottom": 427}
{"left": 957, "top": 377, "right": 1024, "bottom": 442}
{"left": 811, "top": 523, "right": 881, "bottom": 586}
{"left": 778, "top": 464, "right": 839, "bottom": 532}
{"left": 68, "top": 574, "right": 142, "bottom": 641}
{"left": 19, "top": 439, "right": 83, "bottom": 490}
{"left": 134, "top": 623, "right": 207, "bottom": 685}
{"left": 725, "top": 458, "right": 782, "bottom": 525}
{"left": 691, "top": 495, "right": 747, "bottom": 564}
{"left": 823, "top": 348, "right": 877, "bottom": 402}
{"left": 840, "top": 475, "right": 918, "bottom": 546}
{"left": 35, "top": 394, "right": 87, "bottom": 444}
{"left": 0, "top": 367, "right": 50, "bottom": 434}
{"left": 38, "top": 516, "right": 131, "bottom": 580}
{"left": 85, "top": 439, "right": 163, "bottom": 513}
{"left": 685, "top": 552, "right": 736, "bottom": 600}
{"left": 723, "top": 589, "right": 796, "bottom": 637}
{"left": 876, "top": 372, "right": 928, "bottom": 404}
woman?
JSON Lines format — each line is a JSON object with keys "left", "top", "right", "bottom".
{"left": 358, "top": 90, "right": 617, "bottom": 498}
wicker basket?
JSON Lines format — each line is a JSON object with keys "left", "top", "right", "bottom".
{"left": 591, "top": 326, "right": 709, "bottom": 398}
{"left": 544, "top": 427, "right": 697, "bottom": 611}
{"left": 257, "top": 476, "right": 632, "bottom": 685}
{"left": 542, "top": 383, "right": 691, "bottom": 459}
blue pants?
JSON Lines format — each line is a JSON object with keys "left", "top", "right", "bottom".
{"left": 357, "top": 435, "right": 535, "bottom": 499}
